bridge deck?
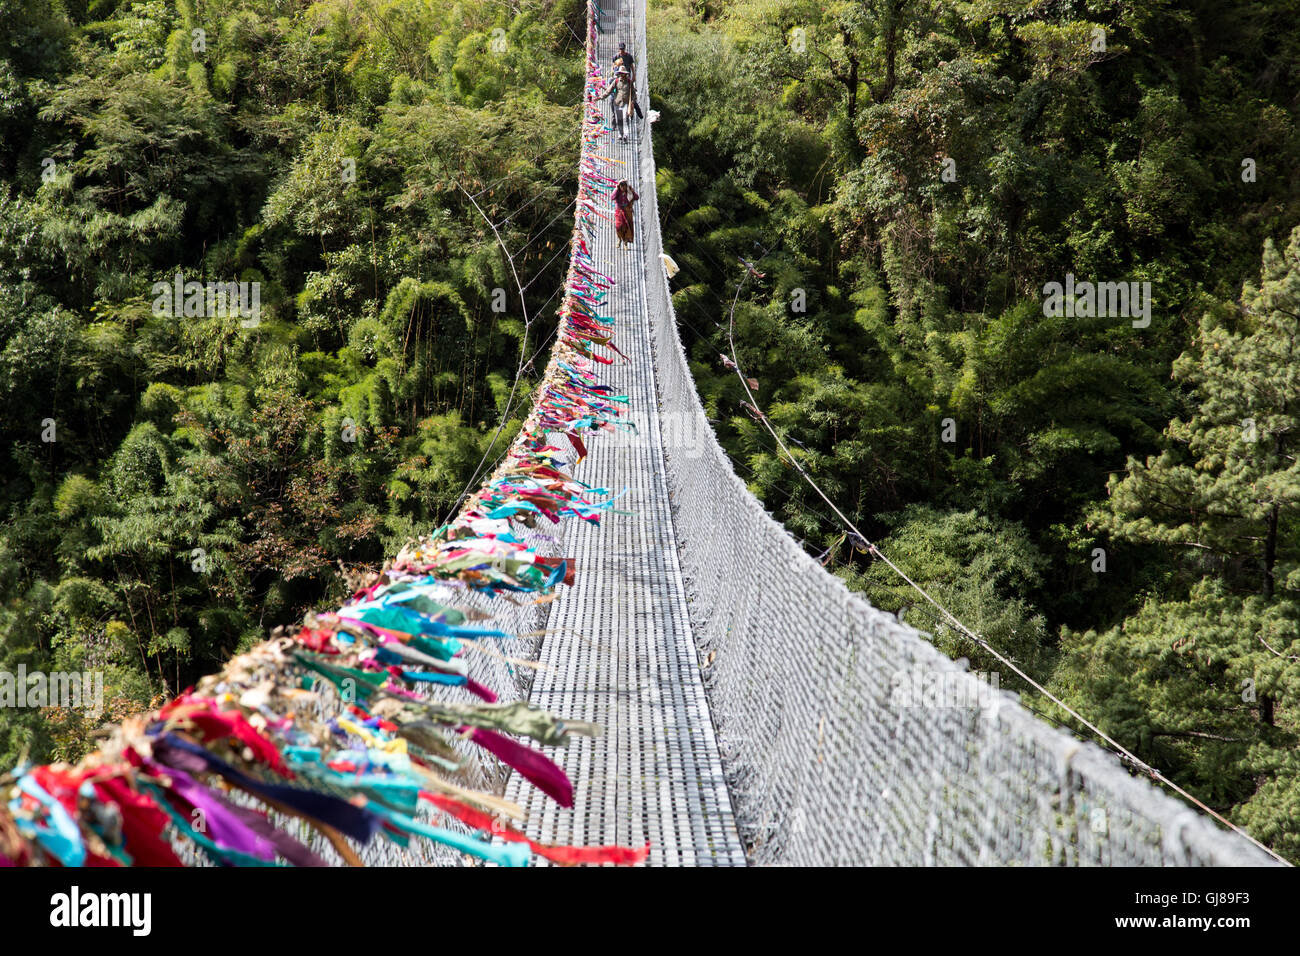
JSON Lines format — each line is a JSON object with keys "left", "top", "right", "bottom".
{"left": 502, "top": 0, "right": 745, "bottom": 866}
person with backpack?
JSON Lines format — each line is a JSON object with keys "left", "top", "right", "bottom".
{"left": 600, "top": 65, "right": 636, "bottom": 142}
{"left": 612, "top": 42, "right": 636, "bottom": 83}
{"left": 612, "top": 42, "right": 644, "bottom": 123}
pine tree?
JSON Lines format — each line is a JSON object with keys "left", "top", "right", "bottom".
{"left": 1055, "top": 226, "right": 1300, "bottom": 858}
{"left": 1099, "top": 225, "right": 1300, "bottom": 602}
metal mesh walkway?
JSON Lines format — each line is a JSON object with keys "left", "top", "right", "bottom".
{"left": 502, "top": 0, "right": 745, "bottom": 867}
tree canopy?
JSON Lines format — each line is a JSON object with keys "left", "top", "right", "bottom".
{"left": 0, "top": 0, "right": 587, "bottom": 765}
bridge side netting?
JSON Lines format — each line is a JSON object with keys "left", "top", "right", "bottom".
{"left": 630, "top": 0, "right": 1275, "bottom": 867}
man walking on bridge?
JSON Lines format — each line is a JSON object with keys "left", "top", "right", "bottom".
{"left": 600, "top": 65, "right": 636, "bottom": 142}
{"left": 613, "top": 42, "right": 636, "bottom": 84}
{"left": 613, "top": 42, "right": 645, "bottom": 125}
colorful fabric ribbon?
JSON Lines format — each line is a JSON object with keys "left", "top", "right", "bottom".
{"left": 0, "top": 0, "right": 648, "bottom": 869}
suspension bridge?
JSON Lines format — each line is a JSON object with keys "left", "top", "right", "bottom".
{"left": 0, "top": 0, "right": 1280, "bottom": 868}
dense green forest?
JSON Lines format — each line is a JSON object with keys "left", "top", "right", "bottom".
{"left": 649, "top": 0, "right": 1300, "bottom": 856}
{"left": 3, "top": 0, "right": 1300, "bottom": 859}
{"left": 0, "top": 0, "right": 589, "bottom": 761}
